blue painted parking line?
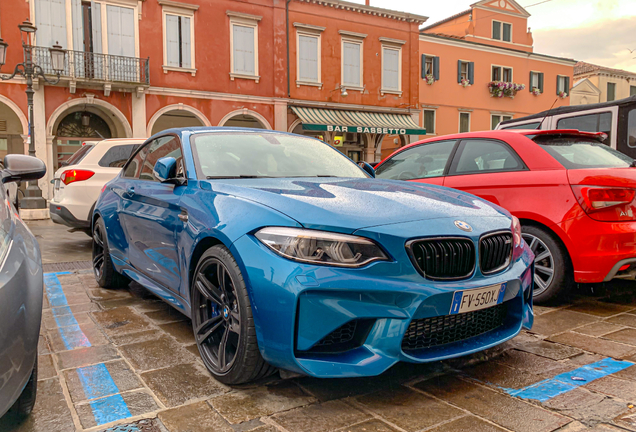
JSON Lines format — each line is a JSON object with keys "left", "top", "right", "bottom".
{"left": 505, "top": 357, "right": 634, "bottom": 402}
{"left": 43, "top": 272, "right": 133, "bottom": 426}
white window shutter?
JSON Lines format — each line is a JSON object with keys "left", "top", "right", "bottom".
{"left": 166, "top": 15, "right": 180, "bottom": 67}
{"left": 181, "top": 17, "right": 192, "bottom": 68}
{"left": 383, "top": 48, "right": 399, "bottom": 90}
{"left": 107, "top": 5, "right": 135, "bottom": 57}
{"left": 343, "top": 42, "right": 360, "bottom": 87}
{"left": 298, "top": 35, "right": 318, "bottom": 82}
{"left": 71, "top": 0, "right": 83, "bottom": 51}
{"left": 234, "top": 25, "right": 255, "bottom": 75}
{"left": 91, "top": 2, "right": 102, "bottom": 53}
{"left": 35, "top": 0, "right": 68, "bottom": 48}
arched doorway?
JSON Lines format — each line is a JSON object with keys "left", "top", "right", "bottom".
{"left": 219, "top": 109, "right": 272, "bottom": 130}
{"left": 149, "top": 108, "right": 208, "bottom": 136}
{"left": 48, "top": 98, "right": 132, "bottom": 171}
{"left": 0, "top": 98, "right": 28, "bottom": 160}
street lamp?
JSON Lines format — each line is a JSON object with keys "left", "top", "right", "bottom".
{"left": 0, "top": 19, "right": 66, "bottom": 210}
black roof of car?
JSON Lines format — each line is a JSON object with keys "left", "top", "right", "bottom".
{"left": 499, "top": 95, "right": 636, "bottom": 125}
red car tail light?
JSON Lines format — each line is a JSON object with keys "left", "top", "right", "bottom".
{"left": 571, "top": 185, "right": 636, "bottom": 221}
{"left": 61, "top": 169, "right": 95, "bottom": 185}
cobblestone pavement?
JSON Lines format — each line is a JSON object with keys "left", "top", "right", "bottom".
{"left": 1, "top": 222, "right": 636, "bottom": 432}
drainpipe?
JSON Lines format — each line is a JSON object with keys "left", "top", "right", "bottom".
{"left": 286, "top": 0, "right": 292, "bottom": 97}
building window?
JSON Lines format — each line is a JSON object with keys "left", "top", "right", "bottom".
{"left": 382, "top": 45, "right": 402, "bottom": 93}
{"left": 607, "top": 82, "right": 616, "bottom": 102}
{"left": 422, "top": 55, "right": 440, "bottom": 81}
{"left": 492, "top": 21, "right": 512, "bottom": 42}
{"left": 35, "top": 0, "right": 68, "bottom": 48}
{"left": 492, "top": 66, "right": 512, "bottom": 82}
{"left": 530, "top": 71, "right": 544, "bottom": 93}
{"left": 491, "top": 114, "right": 512, "bottom": 130}
{"left": 228, "top": 11, "right": 262, "bottom": 82}
{"left": 557, "top": 75, "right": 570, "bottom": 95}
{"left": 424, "top": 110, "right": 435, "bottom": 134}
{"left": 631, "top": 85, "right": 636, "bottom": 97}
{"left": 459, "top": 112, "right": 470, "bottom": 133}
{"left": 341, "top": 36, "right": 364, "bottom": 88}
{"left": 164, "top": 14, "right": 194, "bottom": 70}
{"left": 457, "top": 60, "right": 474, "bottom": 84}
{"left": 298, "top": 34, "right": 320, "bottom": 83}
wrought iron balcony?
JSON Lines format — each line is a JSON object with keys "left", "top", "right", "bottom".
{"left": 32, "top": 46, "right": 149, "bottom": 86}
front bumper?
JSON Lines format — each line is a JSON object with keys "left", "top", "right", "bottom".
{"left": 231, "top": 232, "right": 534, "bottom": 378}
{"left": 49, "top": 203, "right": 90, "bottom": 229}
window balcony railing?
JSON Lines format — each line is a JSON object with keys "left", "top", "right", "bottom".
{"left": 32, "top": 46, "right": 150, "bottom": 85}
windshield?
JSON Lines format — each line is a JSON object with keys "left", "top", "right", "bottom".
{"left": 534, "top": 136, "right": 633, "bottom": 169}
{"left": 191, "top": 132, "right": 367, "bottom": 179}
{"left": 65, "top": 144, "right": 95, "bottom": 166}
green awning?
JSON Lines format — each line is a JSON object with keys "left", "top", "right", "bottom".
{"left": 291, "top": 106, "right": 426, "bottom": 135}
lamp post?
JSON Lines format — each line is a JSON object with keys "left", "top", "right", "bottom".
{"left": 0, "top": 20, "right": 66, "bottom": 209}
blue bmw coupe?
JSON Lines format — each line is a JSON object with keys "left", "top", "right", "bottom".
{"left": 93, "top": 127, "right": 534, "bottom": 384}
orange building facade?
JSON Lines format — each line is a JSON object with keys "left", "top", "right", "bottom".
{"left": 0, "top": 0, "right": 426, "bottom": 203}
{"left": 376, "top": 0, "right": 576, "bottom": 159}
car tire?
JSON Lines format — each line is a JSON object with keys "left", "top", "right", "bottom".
{"left": 191, "top": 245, "right": 275, "bottom": 385}
{"left": 522, "top": 225, "right": 572, "bottom": 304}
{"left": 92, "top": 217, "right": 129, "bottom": 289}
{"left": 9, "top": 355, "right": 37, "bottom": 418}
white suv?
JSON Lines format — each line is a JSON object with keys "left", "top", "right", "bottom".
{"left": 49, "top": 138, "right": 145, "bottom": 233}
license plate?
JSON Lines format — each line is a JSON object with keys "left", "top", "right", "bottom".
{"left": 449, "top": 283, "right": 507, "bottom": 315}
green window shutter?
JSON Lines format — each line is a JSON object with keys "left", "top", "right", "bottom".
{"left": 433, "top": 57, "right": 440, "bottom": 81}
{"left": 421, "top": 54, "right": 426, "bottom": 79}
{"left": 457, "top": 60, "right": 462, "bottom": 83}
{"left": 539, "top": 73, "right": 544, "bottom": 92}
{"left": 468, "top": 62, "right": 474, "bottom": 85}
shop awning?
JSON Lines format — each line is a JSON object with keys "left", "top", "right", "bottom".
{"left": 291, "top": 106, "right": 426, "bottom": 135}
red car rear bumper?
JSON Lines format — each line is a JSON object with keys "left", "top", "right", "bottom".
{"left": 558, "top": 215, "right": 636, "bottom": 283}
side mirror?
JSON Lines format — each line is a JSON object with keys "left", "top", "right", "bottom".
{"left": 1, "top": 154, "right": 46, "bottom": 184}
{"left": 153, "top": 157, "right": 179, "bottom": 183}
{"left": 358, "top": 161, "right": 376, "bottom": 178}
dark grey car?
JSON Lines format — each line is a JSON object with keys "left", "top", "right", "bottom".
{"left": 0, "top": 155, "right": 46, "bottom": 419}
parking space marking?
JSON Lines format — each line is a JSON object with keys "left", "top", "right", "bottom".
{"left": 44, "top": 272, "right": 133, "bottom": 426}
{"left": 504, "top": 357, "right": 634, "bottom": 402}
{"left": 44, "top": 272, "right": 91, "bottom": 350}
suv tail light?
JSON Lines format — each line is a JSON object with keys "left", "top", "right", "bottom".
{"left": 571, "top": 185, "right": 636, "bottom": 221}
{"left": 61, "top": 169, "right": 94, "bottom": 185}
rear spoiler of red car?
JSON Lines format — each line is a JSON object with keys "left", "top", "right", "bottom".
{"left": 518, "top": 129, "right": 608, "bottom": 142}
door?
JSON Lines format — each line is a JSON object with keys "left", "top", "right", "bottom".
{"left": 444, "top": 138, "right": 548, "bottom": 210}
{"left": 120, "top": 135, "right": 186, "bottom": 291}
{"left": 374, "top": 140, "right": 458, "bottom": 186}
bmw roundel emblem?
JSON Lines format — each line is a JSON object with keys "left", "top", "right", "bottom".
{"left": 454, "top": 220, "right": 473, "bottom": 232}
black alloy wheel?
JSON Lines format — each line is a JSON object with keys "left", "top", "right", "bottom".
{"left": 193, "top": 258, "right": 241, "bottom": 374}
{"left": 93, "top": 222, "right": 106, "bottom": 280}
{"left": 92, "top": 217, "right": 128, "bottom": 289}
{"left": 191, "top": 245, "right": 275, "bottom": 384}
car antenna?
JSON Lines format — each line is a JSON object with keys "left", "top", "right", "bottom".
{"left": 537, "top": 97, "right": 559, "bottom": 130}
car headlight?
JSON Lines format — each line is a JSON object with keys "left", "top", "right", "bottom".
{"left": 511, "top": 216, "right": 522, "bottom": 248}
{"left": 255, "top": 227, "right": 389, "bottom": 267}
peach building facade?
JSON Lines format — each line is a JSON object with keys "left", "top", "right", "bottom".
{"left": 378, "top": 0, "right": 576, "bottom": 159}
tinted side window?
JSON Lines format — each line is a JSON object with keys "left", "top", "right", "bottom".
{"left": 140, "top": 136, "right": 184, "bottom": 181}
{"left": 628, "top": 109, "right": 636, "bottom": 148}
{"left": 501, "top": 121, "right": 541, "bottom": 130}
{"left": 66, "top": 144, "right": 94, "bottom": 165}
{"left": 556, "top": 112, "right": 612, "bottom": 144}
{"left": 452, "top": 139, "right": 523, "bottom": 174}
{"left": 375, "top": 140, "right": 456, "bottom": 180}
{"left": 98, "top": 144, "right": 140, "bottom": 168}
{"left": 123, "top": 144, "right": 151, "bottom": 178}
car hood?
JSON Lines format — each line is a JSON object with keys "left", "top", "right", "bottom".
{"left": 205, "top": 177, "right": 508, "bottom": 233}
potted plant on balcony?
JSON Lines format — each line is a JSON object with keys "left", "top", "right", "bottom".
{"left": 425, "top": 74, "right": 435, "bottom": 85}
{"left": 459, "top": 77, "right": 471, "bottom": 88}
{"left": 488, "top": 81, "right": 525, "bottom": 98}
{"left": 558, "top": 91, "right": 568, "bottom": 99}
{"left": 531, "top": 87, "right": 541, "bottom": 96}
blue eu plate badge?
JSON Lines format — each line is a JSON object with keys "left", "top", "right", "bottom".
{"left": 450, "top": 282, "right": 507, "bottom": 315}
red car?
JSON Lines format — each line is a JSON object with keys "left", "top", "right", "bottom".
{"left": 375, "top": 129, "right": 636, "bottom": 303}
